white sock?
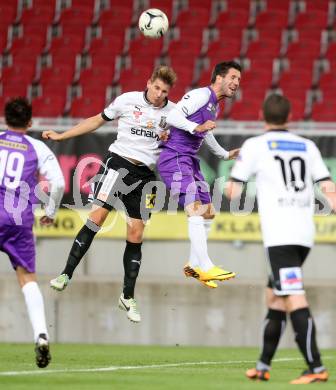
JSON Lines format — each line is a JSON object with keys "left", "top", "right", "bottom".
{"left": 188, "top": 216, "right": 214, "bottom": 271}
{"left": 204, "top": 219, "right": 213, "bottom": 238}
{"left": 188, "top": 244, "right": 198, "bottom": 268}
{"left": 22, "top": 281, "right": 48, "bottom": 342}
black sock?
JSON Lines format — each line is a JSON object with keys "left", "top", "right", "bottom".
{"left": 62, "top": 220, "right": 100, "bottom": 279}
{"left": 123, "top": 241, "right": 142, "bottom": 299}
{"left": 290, "top": 307, "right": 323, "bottom": 371}
{"left": 259, "top": 309, "right": 287, "bottom": 367}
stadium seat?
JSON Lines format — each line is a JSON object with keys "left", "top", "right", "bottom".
{"left": 39, "top": 64, "right": 75, "bottom": 88}
{"left": 205, "top": 40, "right": 242, "bottom": 66}
{"left": 147, "top": 0, "right": 173, "bottom": 20}
{"left": 20, "top": 4, "right": 56, "bottom": 27}
{"left": 244, "top": 37, "right": 282, "bottom": 58}
{"left": 70, "top": 95, "right": 106, "bottom": 118}
{"left": 1, "top": 63, "right": 36, "bottom": 85}
{"left": 228, "top": 98, "right": 264, "bottom": 121}
{"left": 311, "top": 100, "right": 336, "bottom": 121}
{"left": 285, "top": 41, "right": 322, "bottom": 61}
{"left": 79, "top": 65, "right": 115, "bottom": 86}
{"left": 254, "top": 10, "right": 289, "bottom": 29}
{"left": 32, "top": 95, "right": 67, "bottom": 117}
{"left": 0, "top": 4, "right": 18, "bottom": 27}
{"left": 294, "top": 10, "right": 329, "bottom": 29}
{"left": 128, "top": 35, "right": 163, "bottom": 59}
{"left": 98, "top": 6, "right": 133, "bottom": 29}
{"left": 265, "top": 0, "right": 291, "bottom": 12}
{"left": 215, "top": 8, "right": 250, "bottom": 29}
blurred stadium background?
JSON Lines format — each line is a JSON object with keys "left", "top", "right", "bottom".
{"left": 0, "top": 0, "right": 336, "bottom": 351}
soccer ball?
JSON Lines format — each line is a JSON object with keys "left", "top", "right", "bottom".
{"left": 138, "top": 8, "right": 169, "bottom": 39}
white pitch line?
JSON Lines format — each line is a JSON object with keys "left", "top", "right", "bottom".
{"left": 0, "top": 356, "right": 333, "bottom": 377}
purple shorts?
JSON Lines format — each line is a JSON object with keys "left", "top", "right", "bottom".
{"left": 0, "top": 225, "right": 36, "bottom": 273}
{"left": 158, "top": 149, "right": 211, "bottom": 207}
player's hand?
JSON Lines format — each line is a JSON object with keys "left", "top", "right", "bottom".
{"left": 39, "top": 215, "right": 54, "bottom": 226}
{"left": 195, "top": 120, "right": 216, "bottom": 133}
{"left": 159, "top": 130, "right": 170, "bottom": 142}
{"left": 42, "top": 130, "right": 63, "bottom": 141}
{"left": 228, "top": 148, "right": 240, "bottom": 160}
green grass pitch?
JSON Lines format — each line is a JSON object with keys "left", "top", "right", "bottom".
{"left": 0, "top": 344, "right": 335, "bottom": 389}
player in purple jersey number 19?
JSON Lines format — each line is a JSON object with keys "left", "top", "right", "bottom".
{"left": 0, "top": 98, "right": 65, "bottom": 367}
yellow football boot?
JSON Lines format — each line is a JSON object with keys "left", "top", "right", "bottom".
{"left": 183, "top": 265, "right": 218, "bottom": 288}
{"left": 198, "top": 266, "right": 236, "bottom": 282}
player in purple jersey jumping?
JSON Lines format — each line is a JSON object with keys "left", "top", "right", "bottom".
{"left": 0, "top": 98, "right": 65, "bottom": 368}
{"left": 158, "top": 61, "right": 242, "bottom": 288}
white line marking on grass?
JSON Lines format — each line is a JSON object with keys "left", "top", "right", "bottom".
{"left": 0, "top": 356, "right": 333, "bottom": 377}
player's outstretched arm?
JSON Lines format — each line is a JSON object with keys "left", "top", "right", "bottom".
{"left": 42, "top": 114, "right": 106, "bottom": 141}
{"left": 320, "top": 180, "right": 336, "bottom": 212}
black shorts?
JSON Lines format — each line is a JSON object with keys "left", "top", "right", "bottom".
{"left": 89, "top": 152, "right": 157, "bottom": 220}
{"left": 266, "top": 245, "right": 310, "bottom": 296}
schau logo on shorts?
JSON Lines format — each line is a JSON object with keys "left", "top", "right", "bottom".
{"left": 279, "top": 267, "right": 303, "bottom": 291}
{"left": 145, "top": 193, "right": 156, "bottom": 209}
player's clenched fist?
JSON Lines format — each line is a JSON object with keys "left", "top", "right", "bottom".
{"left": 195, "top": 120, "right": 216, "bottom": 133}
{"left": 42, "top": 130, "right": 63, "bottom": 141}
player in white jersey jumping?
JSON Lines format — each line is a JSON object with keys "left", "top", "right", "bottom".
{"left": 43, "top": 65, "right": 176, "bottom": 323}
{"left": 226, "top": 94, "right": 336, "bottom": 384}
{"left": 0, "top": 97, "right": 65, "bottom": 367}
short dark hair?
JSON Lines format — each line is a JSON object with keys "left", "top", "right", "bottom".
{"left": 263, "top": 94, "right": 291, "bottom": 125}
{"left": 5, "top": 97, "right": 32, "bottom": 129}
{"left": 210, "top": 61, "right": 242, "bottom": 84}
{"left": 151, "top": 65, "right": 177, "bottom": 87}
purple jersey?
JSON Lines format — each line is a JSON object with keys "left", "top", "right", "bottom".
{"left": 0, "top": 130, "right": 63, "bottom": 227}
{"left": 163, "top": 87, "right": 218, "bottom": 155}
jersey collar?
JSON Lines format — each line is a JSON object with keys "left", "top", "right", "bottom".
{"left": 143, "top": 90, "right": 169, "bottom": 108}
{"left": 267, "top": 129, "right": 289, "bottom": 132}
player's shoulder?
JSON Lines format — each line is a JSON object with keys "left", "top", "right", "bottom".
{"left": 165, "top": 99, "right": 176, "bottom": 110}
{"left": 184, "top": 87, "right": 211, "bottom": 101}
{"left": 24, "top": 134, "right": 52, "bottom": 155}
{"left": 114, "top": 91, "right": 143, "bottom": 104}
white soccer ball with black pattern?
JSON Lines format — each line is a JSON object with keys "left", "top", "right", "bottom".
{"left": 138, "top": 8, "right": 169, "bottom": 39}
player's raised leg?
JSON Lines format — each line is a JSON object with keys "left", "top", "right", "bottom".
{"left": 50, "top": 206, "right": 107, "bottom": 291}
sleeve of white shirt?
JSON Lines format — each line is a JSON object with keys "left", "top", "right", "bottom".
{"left": 230, "top": 138, "right": 258, "bottom": 182}
{"left": 204, "top": 132, "right": 229, "bottom": 159}
{"left": 166, "top": 88, "right": 211, "bottom": 133}
{"left": 31, "top": 139, "right": 65, "bottom": 218}
{"left": 102, "top": 93, "right": 127, "bottom": 121}
{"left": 309, "top": 141, "right": 331, "bottom": 183}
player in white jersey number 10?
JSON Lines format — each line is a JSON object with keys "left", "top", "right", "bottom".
{"left": 226, "top": 94, "right": 336, "bottom": 384}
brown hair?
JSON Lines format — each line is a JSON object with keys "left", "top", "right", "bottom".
{"left": 263, "top": 94, "right": 291, "bottom": 125}
{"left": 151, "top": 65, "right": 177, "bottom": 87}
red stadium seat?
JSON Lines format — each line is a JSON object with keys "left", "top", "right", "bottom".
{"left": 294, "top": 10, "right": 329, "bottom": 29}
{"left": 229, "top": 98, "right": 264, "bottom": 120}
{"left": 20, "top": 5, "right": 56, "bottom": 26}
{"left": 168, "top": 38, "right": 203, "bottom": 61}
{"left": 285, "top": 41, "right": 321, "bottom": 61}
{"left": 226, "top": 0, "right": 251, "bottom": 11}
{"left": 311, "top": 101, "right": 336, "bottom": 121}
{"left": 265, "top": 0, "right": 290, "bottom": 12}
{"left": 32, "top": 95, "right": 66, "bottom": 117}
{"left": 39, "top": 64, "right": 75, "bottom": 87}
{"left": 79, "top": 65, "right": 115, "bottom": 85}
{"left": 245, "top": 37, "right": 282, "bottom": 58}
{"left": 87, "top": 35, "right": 124, "bottom": 61}
{"left": 0, "top": 4, "right": 18, "bottom": 27}
{"left": 1, "top": 80, "right": 29, "bottom": 98}
{"left": 70, "top": 95, "right": 106, "bottom": 118}
{"left": 206, "top": 40, "right": 242, "bottom": 65}
{"left": 288, "top": 98, "right": 307, "bottom": 121}
{"left": 10, "top": 35, "right": 46, "bottom": 57}
{"left": 304, "top": 0, "right": 331, "bottom": 12}
{"left": 48, "top": 34, "right": 85, "bottom": 57}
{"left": 119, "top": 66, "right": 155, "bottom": 92}
{"left": 99, "top": 7, "right": 133, "bottom": 29}
{"left": 1, "top": 63, "right": 36, "bottom": 85}
{"left": 215, "top": 9, "right": 250, "bottom": 29}
{"left": 254, "top": 10, "right": 289, "bottom": 29}
{"left": 59, "top": 5, "right": 95, "bottom": 27}
{"left": 128, "top": 35, "right": 163, "bottom": 59}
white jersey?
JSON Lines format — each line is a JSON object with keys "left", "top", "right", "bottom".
{"left": 230, "top": 130, "right": 330, "bottom": 247}
{"left": 102, "top": 91, "right": 175, "bottom": 170}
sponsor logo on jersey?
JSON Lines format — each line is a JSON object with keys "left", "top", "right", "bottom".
{"left": 133, "top": 109, "right": 143, "bottom": 122}
{"left": 0, "top": 139, "right": 27, "bottom": 150}
{"left": 146, "top": 120, "right": 154, "bottom": 129}
{"left": 268, "top": 140, "right": 307, "bottom": 152}
{"left": 206, "top": 102, "right": 217, "bottom": 115}
{"left": 159, "top": 116, "right": 167, "bottom": 129}
{"left": 131, "top": 127, "right": 159, "bottom": 140}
